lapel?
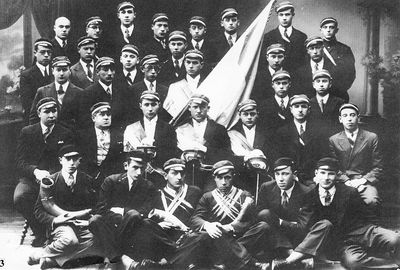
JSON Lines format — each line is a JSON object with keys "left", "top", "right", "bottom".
{"left": 203, "top": 119, "right": 214, "bottom": 142}
{"left": 336, "top": 131, "right": 353, "bottom": 161}
{"left": 302, "top": 121, "right": 315, "bottom": 145}
{"left": 154, "top": 119, "right": 162, "bottom": 144}
{"left": 253, "top": 125, "right": 266, "bottom": 149}
{"left": 349, "top": 129, "right": 367, "bottom": 162}
{"left": 332, "top": 184, "right": 347, "bottom": 225}
{"left": 32, "top": 64, "right": 45, "bottom": 80}
{"left": 289, "top": 121, "right": 301, "bottom": 146}
{"left": 87, "top": 127, "right": 98, "bottom": 162}
{"left": 271, "top": 184, "right": 282, "bottom": 208}
{"left": 62, "top": 83, "right": 77, "bottom": 107}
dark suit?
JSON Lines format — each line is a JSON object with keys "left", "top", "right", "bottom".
{"left": 187, "top": 38, "right": 218, "bottom": 66}
{"left": 107, "top": 26, "right": 143, "bottom": 61}
{"left": 259, "top": 96, "right": 292, "bottom": 131}
{"left": 309, "top": 95, "right": 345, "bottom": 137}
{"left": 171, "top": 187, "right": 268, "bottom": 269}
{"left": 262, "top": 27, "right": 307, "bottom": 72}
{"left": 292, "top": 56, "right": 337, "bottom": 98}
{"left": 276, "top": 120, "right": 329, "bottom": 184}
{"left": 51, "top": 38, "right": 78, "bottom": 64}
{"left": 114, "top": 68, "right": 143, "bottom": 91}
{"left": 77, "top": 126, "right": 124, "bottom": 190}
{"left": 213, "top": 32, "right": 240, "bottom": 62}
{"left": 323, "top": 38, "right": 355, "bottom": 102}
{"left": 89, "top": 173, "right": 157, "bottom": 259}
{"left": 29, "top": 82, "right": 83, "bottom": 130}
{"left": 20, "top": 65, "right": 53, "bottom": 124}
{"left": 143, "top": 37, "right": 169, "bottom": 63}
{"left": 79, "top": 81, "right": 128, "bottom": 130}
{"left": 70, "top": 60, "right": 98, "bottom": 89}
{"left": 305, "top": 184, "right": 400, "bottom": 268}
{"left": 14, "top": 123, "right": 74, "bottom": 239}
{"left": 252, "top": 67, "right": 276, "bottom": 103}
{"left": 158, "top": 57, "right": 186, "bottom": 86}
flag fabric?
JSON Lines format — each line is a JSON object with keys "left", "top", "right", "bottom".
{"left": 169, "top": 0, "right": 277, "bottom": 129}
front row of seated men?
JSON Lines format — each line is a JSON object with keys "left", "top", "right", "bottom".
{"left": 26, "top": 138, "right": 399, "bottom": 270}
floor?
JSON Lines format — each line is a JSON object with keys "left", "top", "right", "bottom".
{"left": 0, "top": 208, "right": 399, "bottom": 270}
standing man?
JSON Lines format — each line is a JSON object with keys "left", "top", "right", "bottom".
{"left": 158, "top": 31, "right": 188, "bottom": 86}
{"left": 14, "top": 97, "right": 74, "bottom": 247}
{"left": 164, "top": 49, "right": 205, "bottom": 119}
{"left": 89, "top": 150, "right": 159, "bottom": 269}
{"left": 51, "top": 17, "right": 77, "bottom": 63}
{"left": 214, "top": 8, "right": 241, "bottom": 62}
{"left": 144, "top": 13, "right": 170, "bottom": 63}
{"left": 20, "top": 38, "right": 54, "bottom": 125}
{"left": 320, "top": 17, "right": 355, "bottom": 102}
{"left": 70, "top": 36, "right": 98, "bottom": 89}
{"left": 306, "top": 157, "right": 400, "bottom": 269}
{"left": 276, "top": 95, "right": 328, "bottom": 184}
{"left": 262, "top": 1, "right": 307, "bottom": 71}
{"left": 114, "top": 44, "right": 143, "bottom": 91}
{"left": 329, "top": 103, "right": 383, "bottom": 206}
{"left": 28, "top": 145, "right": 99, "bottom": 269}
{"left": 85, "top": 16, "right": 110, "bottom": 57}
{"left": 29, "top": 56, "right": 83, "bottom": 130}
{"left": 171, "top": 160, "right": 269, "bottom": 270}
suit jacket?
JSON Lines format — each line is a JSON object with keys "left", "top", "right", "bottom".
{"left": 262, "top": 27, "right": 307, "bottom": 72}
{"left": 329, "top": 129, "right": 383, "bottom": 184}
{"left": 70, "top": 60, "right": 98, "bottom": 90}
{"left": 213, "top": 32, "right": 240, "bottom": 62}
{"left": 323, "top": 38, "right": 355, "bottom": 101}
{"left": 79, "top": 81, "right": 128, "bottom": 130}
{"left": 292, "top": 56, "right": 337, "bottom": 98}
{"left": 305, "top": 184, "right": 376, "bottom": 239}
{"left": 29, "top": 82, "right": 83, "bottom": 129}
{"left": 276, "top": 120, "right": 329, "bottom": 182}
{"left": 34, "top": 170, "right": 96, "bottom": 229}
{"left": 127, "top": 80, "right": 170, "bottom": 123}
{"left": 143, "top": 37, "right": 169, "bottom": 63}
{"left": 114, "top": 68, "right": 143, "bottom": 91}
{"left": 107, "top": 26, "right": 143, "bottom": 61}
{"left": 16, "top": 123, "right": 74, "bottom": 180}
{"left": 259, "top": 96, "right": 292, "bottom": 131}
{"left": 187, "top": 38, "right": 218, "bottom": 66}
{"left": 51, "top": 38, "right": 78, "bottom": 64}
{"left": 158, "top": 57, "right": 186, "bottom": 86}
{"left": 77, "top": 126, "right": 124, "bottom": 187}
{"left": 95, "top": 172, "right": 157, "bottom": 218}
{"left": 252, "top": 66, "right": 275, "bottom": 103}
{"left": 20, "top": 65, "right": 53, "bottom": 123}
{"left": 309, "top": 95, "right": 345, "bottom": 137}
{"left": 257, "top": 181, "right": 312, "bottom": 234}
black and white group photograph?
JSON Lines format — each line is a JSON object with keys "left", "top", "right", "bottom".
{"left": 0, "top": 0, "right": 399, "bottom": 269}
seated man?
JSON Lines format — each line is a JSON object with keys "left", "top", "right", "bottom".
{"left": 171, "top": 160, "right": 269, "bottom": 270}
{"left": 164, "top": 49, "right": 206, "bottom": 119}
{"left": 14, "top": 97, "right": 74, "bottom": 247}
{"left": 306, "top": 157, "right": 400, "bottom": 269}
{"left": 309, "top": 69, "right": 345, "bottom": 137}
{"left": 329, "top": 103, "right": 383, "bottom": 206}
{"left": 77, "top": 102, "right": 124, "bottom": 191}
{"left": 89, "top": 150, "right": 160, "bottom": 269}
{"left": 131, "top": 158, "right": 202, "bottom": 263}
{"left": 123, "top": 91, "right": 177, "bottom": 188}
{"left": 28, "top": 145, "right": 99, "bottom": 269}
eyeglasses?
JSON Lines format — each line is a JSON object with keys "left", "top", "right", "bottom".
{"left": 144, "top": 64, "right": 161, "bottom": 72}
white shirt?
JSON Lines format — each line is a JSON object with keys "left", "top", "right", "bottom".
{"left": 278, "top": 25, "right": 293, "bottom": 40}
{"left": 186, "top": 74, "right": 200, "bottom": 93}
{"left": 36, "top": 63, "right": 50, "bottom": 77}
{"left": 172, "top": 57, "right": 184, "bottom": 68}
{"left": 192, "top": 118, "right": 208, "bottom": 140}
{"left": 345, "top": 128, "right": 359, "bottom": 146}
{"left": 40, "top": 122, "right": 54, "bottom": 136}
{"left": 165, "top": 184, "right": 180, "bottom": 196}
{"left": 268, "top": 66, "right": 282, "bottom": 76}
{"left": 143, "top": 115, "right": 158, "bottom": 142}
{"left": 95, "top": 127, "right": 110, "bottom": 165}
{"left": 54, "top": 81, "right": 69, "bottom": 105}
{"left": 318, "top": 185, "right": 336, "bottom": 206}
{"left": 224, "top": 32, "right": 238, "bottom": 44}
{"left": 144, "top": 79, "right": 157, "bottom": 91}
{"left": 311, "top": 58, "right": 324, "bottom": 73}
{"left": 294, "top": 120, "right": 307, "bottom": 135}
{"left": 243, "top": 124, "right": 256, "bottom": 147}
{"left": 281, "top": 182, "right": 295, "bottom": 200}
{"left": 99, "top": 81, "right": 112, "bottom": 95}
{"left": 61, "top": 170, "right": 77, "bottom": 187}
{"left": 127, "top": 174, "right": 136, "bottom": 191}
{"left": 55, "top": 36, "right": 67, "bottom": 47}
{"left": 191, "top": 39, "right": 204, "bottom": 50}
{"left": 123, "top": 68, "right": 138, "bottom": 83}
{"left": 80, "top": 59, "right": 95, "bottom": 79}
{"left": 316, "top": 93, "right": 329, "bottom": 106}
{"left": 274, "top": 95, "right": 289, "bottom": 108}
{"left": 121, "top": 24, "right": 134, "bottom": 42}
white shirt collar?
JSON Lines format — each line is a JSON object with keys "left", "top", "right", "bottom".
{"left": 95, "top": 126, "right": 110, "bottom": 136}
{"left": 281, "top": 182, "right": 295, "bottom": 199}
{"left": 316, "top": 93, "right": 329, "bottom": 104}
{"left": 278, "top": 25, "right": 293, "bottom": 37}
{"left": 55, "top": 36, "right": 67, "bottom": 47}
{"left": 186, "top": 74, "right": 201, "bottom": 91}
{"left": 192, "top": 118, "right": 208, "bottom": 138}
{"left": 98, "top": 80, "right": 112, "bottom": 94}
{"left": 242, "top": 124, "right": 256, "bottom": 147}
{"left": 294, "top": 120, "right": 307, "bottom": 134}
{"left": 80, "top": 59, "right": 94, "bottom": 68}
{"left": 275, "top": 95, "right": 289, "bottom": 107}
{"left": 40, "top": 122, "right": 54, "bottom": 135}
{"left": 61, "top": 170, "right": 77, "bottom": 184}
{"left": 172, "top": 56, "right": 184, "bottom": 67}
{"left": 268, "top": 66, "right": 282, "bottom": 76}
{"left": 54, "top": 81, "right": 69, "bottom": 92}
{"left": 124, "top": 68, "right": 137, "bottom": 77}
{"left": 191, "top": 39, "right": 204, "bottom": 49}
{"left": 318, "top": 185, "right": 336, "bottom": 206}
{"left": 165, "top": 184, "right": 181, "bottom": 196}
{"left": 36, "top": 62, "right": 49, "bottom": 76}
{"left": 144, "top": 79, "right": 156, "bottom": 90}
{"left": 127, "top": 174, "right": 136, "bottom": 190}
{"left": 311, "top": 58, "right": 324, "bottom": 71}
{"left": 345, "top": 128, "right": 359, "bottom": 140}
{"left": 121, "top": 24, "right": 134, "bottom": 36}
{"left": 224, "top": 32, "right": 238, "bottom": 43}
{"left": 144, "top": 115, "right": 158, "bottom": 125}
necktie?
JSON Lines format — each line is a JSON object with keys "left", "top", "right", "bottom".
{"left": 44, "top": 67, "right": 49, "bottom": 78}
{"left": 106, "top": 87, "right": 112, "bottom": 98}
{"left": 348, "top": 132, "right": 355, "bottom": 147}
{"left": 149, "top": 82, "right": 154, "bottom": 92}
{"left": 299, "top": 124, "right": 305, "bottom": 137}
{"left": 126, "top": 72, "right": 133, "bottom": 85}
{"left": 57, "top": 84, "right": 64, "bottom": 95}
{"left": 86, "top": 63, "right": 93, "bottom": 79}
{"left": 43, "top": 127, "right": 51, "bottom": 142}
{"left": 227, "top": 35, "right": 233, "bottom": 47}
{"left": 62, "top": 40, "right": 66, "bottom": 48}
{"left": 319, "top": 99, "right": 324, "bottom": 113}
{"left": 284, "top": 28, "right": 290, "bottom": 42}
{"left": 314, "top": 62, "right": 319, "bottom": 72}
{"left": 66, "top": 174, "right": 75, "bottom": 190}
{"left": 195, "top": 42, "right": 200, "bottom": 50}
{"left": 174, "top": 59, "right": 180, "bottom": 77}
{"left": 160, "top": 39, "right": 166, "bottom": 49}
{"left": 281, "top": 191, "right": 289, "bottom": 208}
{"left": 280, "top": 98, "right": 285, "bottom": 111}
{"left": 325, "top": 190, "right": 332, "bottom": 206}
{"left": 124, "top": 28, "right": 130, "bottom": 41}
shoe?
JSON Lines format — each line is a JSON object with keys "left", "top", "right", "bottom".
{"left": 254, "top": 262, "right": 270, "bottom": 270}
{"left": 31, "top": 236, "right": 46, "bottom": 247}
{"left": 39, "top": 257, "right": 59, "bottom": 269}
{"left": 213, "top": 264, "right": 226, "bottom": 270}
{"left": 271, "top": 259, "right": 290, "bottom": 270}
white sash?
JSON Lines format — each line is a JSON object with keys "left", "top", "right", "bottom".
{"left": 161, "top": 184, "right": 193, "bottom": 215}
{"left": 211, "top": 187, "right": 242, "bottom": 221}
